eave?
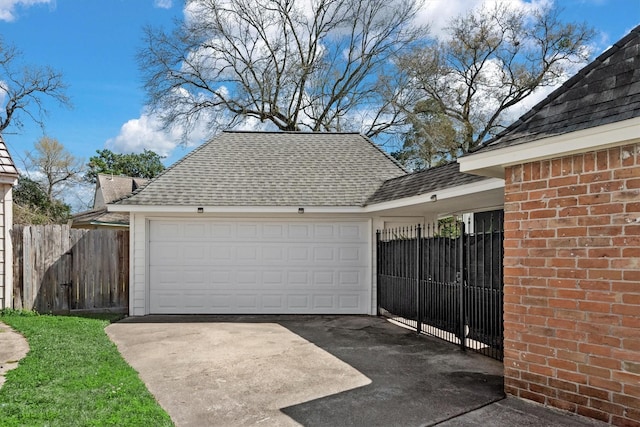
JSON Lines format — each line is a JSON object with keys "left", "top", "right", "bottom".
{"left": 107, "top": 177, "right": 505, "bottom": 217}
{"left": 458, "top": 116, "right": 640, "bottom": 178}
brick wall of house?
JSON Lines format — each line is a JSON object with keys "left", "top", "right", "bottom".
{"left": 503, "top": 143, "right": 640, "bottom": 426}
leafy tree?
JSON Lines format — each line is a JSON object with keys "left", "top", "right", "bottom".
{"left": 25, "top": 137, "right": 84, "bottom": 201}
{"left": 13, "top": 175, "right": 70, "bottom": 224}
{"left": 391, "top": 99, "right": 458, "bottom": 170}
{"left": 138, "top": 0, "right": 425, "bottom": 140}
{"left": 0, "top": 38, "right": 70, "bottom": 134}
{"left": 395, "top": 2, "right": 595, "bottom": 168}
{"left": 85, "top": 149, "right": 165, "bottom": 183}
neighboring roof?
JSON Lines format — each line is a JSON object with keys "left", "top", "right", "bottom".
{"left": 0, "top": 136, "right": 18, "bottom": 177}
{"left": 365, "top": 162, "right": 488, "bottom": 205}
{"left": 115, "top": 131, "right": 406, "bottom": 207}
{"left": 477, "top": 25, "right": 640, "bottom": 152}
{"left": 96, "top": 174, "right": 148, "bottom": 207}
{"left": 71, "top": 207, "right": 129, "bottom": 227}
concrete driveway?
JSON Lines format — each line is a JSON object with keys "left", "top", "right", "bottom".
{"left": 106, "top": 315, "right": 504, "bottom": 427}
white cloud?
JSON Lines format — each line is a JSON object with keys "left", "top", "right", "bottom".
{"left": 417, "top": 0, "right": 551, "bottom": 39}
{"left": 106, "top": 113, "right": 182, "bottom": 157}
{"left": 153, "top": 0, "right": 172, "bottom": 9}
{"left": 0, "top": 0, "right": 52, "bottom": 22}
{"left": 105, "top": 107, "right": 215, "bottom": 163}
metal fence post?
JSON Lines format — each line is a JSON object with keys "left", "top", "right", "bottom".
{"left": 376, "top": 229, "right": 381, "bottom": 316}
{"left": 458, "top": 221, "right": 466, "bottom": 352}
{"left": 416, "top": 224, "right": 422, "bottom": 335}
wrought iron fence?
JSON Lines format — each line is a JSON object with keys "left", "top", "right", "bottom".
{"left": 376, "top": 215, "right": 504, "bottom": 361}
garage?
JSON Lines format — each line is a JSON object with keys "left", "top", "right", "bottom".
{"left": 110, "top": 132, "right": 408, "bottom": 316}
{"left": 148, "top": 219, "right": 371, "bottom": 314}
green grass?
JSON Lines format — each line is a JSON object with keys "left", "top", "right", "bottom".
{"left": 0, "top": 311, "right": 173, "bottom": 427}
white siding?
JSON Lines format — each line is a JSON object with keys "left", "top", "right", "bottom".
{"left": 0, "top": 186, "right": 5, "bottom": 309}
{"left": 130, "top": 213, "right": 148, "bottom": 315}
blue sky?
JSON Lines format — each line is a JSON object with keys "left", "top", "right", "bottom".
{"left": 1, "top": 0, "right": 639, "bottom": 188}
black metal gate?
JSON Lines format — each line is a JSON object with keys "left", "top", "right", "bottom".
{"left": 376, "top": 215, "right": 504, "bottom": 361}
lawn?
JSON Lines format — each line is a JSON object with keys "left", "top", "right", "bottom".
{"left": 0, "top": 311, "right": 173, "bottom": 427}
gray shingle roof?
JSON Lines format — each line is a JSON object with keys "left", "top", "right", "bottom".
{"left": 71, "top": 207, "right": 129, "bottom": 227}
{"left": 96, "top": 174, "right": 148, "bottom": 207}
{"left": 0, "top": 136, "right": 18, "bottom": 176}
{"left": 365, "top": 162, "right": 488, "bottom": 205}
{"left": 477, "top": 25, "right": 640, "bottom": 152}
{"left": 116, "top": 131, "right": 406, "bottom": 207}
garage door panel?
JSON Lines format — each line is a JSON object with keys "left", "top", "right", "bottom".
{"left": 339, "top": 295, "right": 361, "bottom": 309}
{"left": 313, "top": 295, "right": 334, "bottom": 309}
{"left": 339, "top": 224, "right": 364, "bottom": 240}
{"left": 211, "top": 294, "right": 234, "bottom": 308}
{"left": 237, "top": 294, "right": 258, "bottom": 309}
{"left": 237, "top": 223, "right": 259, "bottom": 238}
{"left": 312, "top": 270, "right": 334, "bottom": 286}
{"left": 149, "top": 220, "right": 370, "bottom": 314}
{"left": 236, "top": 270, "right": 258, "bottom": 286}
{"left": 211, "top": 246, "right": 232, "bottom": 262}
{"left": 338, "top": 270, "right": 362, "bottom": 286}
{"left": 262, "top": 270, "right": 285, "bottom": 286}
{"left": 212, "top": 223, "right": 233, "bottom": 238}
{"left": 184, "top": 223, "right": 208, "bottom": 238}
{"left": 183, "top": 244, "right": 209, "bottom": 263}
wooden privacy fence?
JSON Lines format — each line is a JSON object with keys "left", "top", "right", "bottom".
{"left": 12, "top": 225, "right": 129, "bottom": 314}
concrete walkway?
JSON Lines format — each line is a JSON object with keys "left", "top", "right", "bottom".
{"left": 0, "top": 321, "right": 29, "bottom": 390}
{"left": 107, "top": 315, "right": 606, "bottom": 427}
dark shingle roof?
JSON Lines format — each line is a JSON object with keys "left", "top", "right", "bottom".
{"left": 365, "top": 162, "right": 487, "bottom": 205}
{"left": 478, "top": 25, "right": 640, "bottom": 152}
{"left": 116, "top": 131, "right": 406, "bottom": 207}
{"left": 0, "top": 136, "right": 18, "bottom": 176}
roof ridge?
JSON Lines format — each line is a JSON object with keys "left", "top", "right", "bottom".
{"left": 222, "top": 130, "right": 361, "bottom": 135}
{"left": 358, "top": 134, "right": 408, "bottom": 174}
{"left": 477, "top": 24, "right": 640, "bottom": 151}
{"left": 380, "top": 161, "right": 457, "bottom": 184}
{"left": 111, "top": 136, "right": 214, "bottom": 204}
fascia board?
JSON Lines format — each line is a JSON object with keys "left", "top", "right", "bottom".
{"left": 363, "top": 178, "right": 505, "bottom": 213}
{"left": 0, "top": 175, "right": 18, "bottom": 186}
{"left": 110, "top": 179, "right": 505, "bottom": 215}
{"left": 107, "top": 204, "right": 365, "bottom": 214}
{"left": 459, "top": 116, "right": 640, "bottom": 177}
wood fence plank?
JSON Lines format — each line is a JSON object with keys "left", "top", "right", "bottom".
{"left": 11, "top": 226, "right": 23, "bottom": 310}
{"left": 12, "top": 225, "right": 129, "bottom": 313}
{"left": 22, "top": 226, "right": 32, "bottom": 310}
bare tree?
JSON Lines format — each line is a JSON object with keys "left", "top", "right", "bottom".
{"left": 0, "top": 38, "right": 70, "bottom": 134}
{"left": 139, "top": 0, "right": 425, "bottom": 140}
{"left": 395, "top": 2, "right": 595, "bottom": 166}
{"left": 25, "top": 137, "right": 84, "bottom": 201}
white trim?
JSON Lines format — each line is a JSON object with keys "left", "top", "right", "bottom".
{"left": 459, "top": 117, "right": 640, "bottom": 177}
{"left": 145, "top": 218, "right": 150, "bottom": 315}
{"left": 0, "top": 175, "right": 18, "bottom": 186}
{"left": 362, "top": 178, "right": 504, "bottom": 212}
{"left": 3, "top": 185, "right": 13, "bottom": 309}
{"left": 108, "top": 178, "right": 504, "bottom": 215}
{"left": 366, "top": 218, "right": 374, "bottom": 315}
{"left": 108, "top": 204, "right": 364, "bottom": 214}
{"left": 128, "top": 213, "right": 135, "bottom": 315}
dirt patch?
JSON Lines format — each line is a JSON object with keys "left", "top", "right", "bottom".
{"left": 0, "top": 322, "right": 29, "bottom": 389}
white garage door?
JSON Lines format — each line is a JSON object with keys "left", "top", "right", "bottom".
{"left": 149, "top": 219, "right": 371, "bottom": 314}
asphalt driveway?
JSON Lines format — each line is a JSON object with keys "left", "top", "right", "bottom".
{"left": 106, "top": 315, "right": 504, "bottom": 426}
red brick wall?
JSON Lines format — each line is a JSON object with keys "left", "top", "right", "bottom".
{"left": 503, "top": 144, "right": 640, "bottom": 426}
